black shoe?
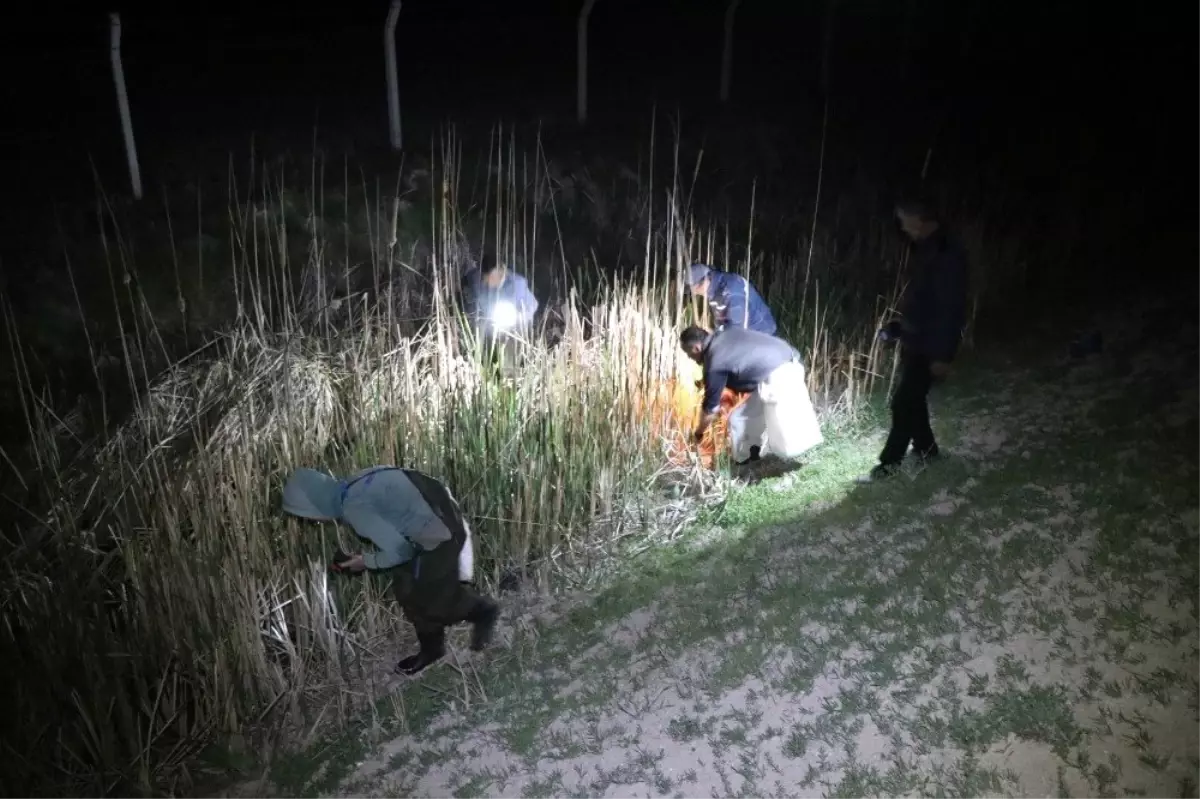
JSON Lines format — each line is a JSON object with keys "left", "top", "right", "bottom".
{"left": 735, "top": 445, "right": 763, "bottom": 467}
{"left": 858, "top": 463, "right": 900, "bottom": 483}
{"left": 395, "top": 630, "right": 446, "bottom": 675}
{"left": 913, "top": 444, "right": 940, "bottom": 462}
{"left": 467, "top": 599, "right": 499, "bottom": 652}
{"left": 871, "top": 463, "right": 900, "bottom": 480}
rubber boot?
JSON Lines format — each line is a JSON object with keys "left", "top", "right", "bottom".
{"left": 395, "top": 629, "right": 446, "bottom": 675}
{"left": 466, "top": 598, "right": 500, "bottom": 652}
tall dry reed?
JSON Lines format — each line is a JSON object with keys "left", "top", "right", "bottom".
{"left": 0, "top": 129, "right": 903, "bottom": 796}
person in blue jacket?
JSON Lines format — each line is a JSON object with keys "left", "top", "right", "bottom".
{"left": 282, "top": 465, "right": 500, "bottom": 675}
{"left": 684, "top": 264, "right": 777, "bottom": 336}
{"left": 460, "top": 254, "right": 539, "bottom": 340}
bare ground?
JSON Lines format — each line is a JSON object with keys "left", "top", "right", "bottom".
{"left": 262, "top": 301, "right": 1199, "bottom": 799}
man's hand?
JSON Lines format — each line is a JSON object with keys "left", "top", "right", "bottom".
{"left": 339, "top": 553, "right": 367, "bottom": 573}
{"left": 692, "top": 411, "right": 717, "bottom": 446}
{"left": 930, "top": 361, "right": 952, "bottom": 379}
{"left": 880, "top": 319, "right": 904, "bottom": 341}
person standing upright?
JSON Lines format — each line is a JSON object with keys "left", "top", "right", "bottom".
{"left": 460, "top": 253, "right": 539, "bottom": 337}
{"left": 865, "top": 198, "right": 969, "bottom": 481}
{"left": 460, "top": 253, "right": 539, "bottom": 373}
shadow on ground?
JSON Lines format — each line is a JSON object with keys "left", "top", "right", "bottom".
{"left": 245, "top": 296, "right": 1198, "bottom": 799}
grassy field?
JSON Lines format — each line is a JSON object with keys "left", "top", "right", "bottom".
{"left": 235, "top": 296, "right": 1199, "bottom": 799}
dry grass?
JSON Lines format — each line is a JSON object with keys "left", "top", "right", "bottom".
{"left": 0, "top": 127, "right": 942, "bottom": 796}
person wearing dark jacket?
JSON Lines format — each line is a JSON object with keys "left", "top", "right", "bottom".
{"left": 684, "top": 264, "right": 778, "bottom": 336}
{"left": 681, "top": 325, "right": 824, "bottom": 465}
{"left": 866, "top": 199, "right": 969, "bottom": 481}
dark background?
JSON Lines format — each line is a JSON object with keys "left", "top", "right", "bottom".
{"left": 0, "top": 0, "right": 1193, "bottom": 280}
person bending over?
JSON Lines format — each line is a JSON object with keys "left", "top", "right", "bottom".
{"left": 680, "top": 325, "right": 823, "bottom": 466}
{"left": 282, "top": 465, "right": 500, "bottom": 675}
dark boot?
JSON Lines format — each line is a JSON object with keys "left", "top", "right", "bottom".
{"left": 858, "top": 462, "right": 900, "bottom": 483}
{"left": 466, "top": 598, "right": 499, "bottom": 652}
{"left": 395, "top": 629, "right": 446, "bottom": 675}
{"left": 735, "top": 445, "right": 762, "bottom": 467}
{"left": 913, "top": 444, "right": 940, "bottom": 462}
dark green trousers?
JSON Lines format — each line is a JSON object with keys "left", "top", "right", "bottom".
{"left": 391, "top": 522, "right": 480, "bottom": 635}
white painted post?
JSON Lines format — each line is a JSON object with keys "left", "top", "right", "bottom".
{"left": 720, "top": 0, "right": 741, "bottom": 103}
{"left": 384, "top": 0, "right": 403, "bottom": 150}
{"left": 109, "top": 13, "right": 142, "bottom": 200}
{"left": 577, "top": 0, "right": 598, "bottom": 125}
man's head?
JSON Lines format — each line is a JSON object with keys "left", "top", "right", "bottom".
{"left": 679, "top": 325, "right": 710, "bottom": 364}
{"left": 479, "top": 253, "right": 506, "bottom": 289}
{"left": 895, "top": 198, "right": 940, "bottom": 242}
{"left": 684, "top": 264, "right": 712, "bottom": 297}
{"left": 282, "top": 468, "right": 344, "bottom": 521}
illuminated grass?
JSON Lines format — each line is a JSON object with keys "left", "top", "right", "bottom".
{"left": 288, "top": 299, "right": 1198, "bottom": 799}
{"left": 0, "top": 127, "right": 904, "bottom": 796}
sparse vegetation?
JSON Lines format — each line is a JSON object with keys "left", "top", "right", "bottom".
{"left": 267, "top": 297, "right": 1193, "bottom": 798}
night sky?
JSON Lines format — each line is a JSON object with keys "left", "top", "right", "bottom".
{"left": 0, "top": 0, "right": 1192, "bottom": 235}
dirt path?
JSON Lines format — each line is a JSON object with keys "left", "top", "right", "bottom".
{"left": 273, "top": 301, "right": 1198, "bottom": 799}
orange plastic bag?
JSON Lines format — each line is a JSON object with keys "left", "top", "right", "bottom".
{"left": 701, "top": 388, "right": 751, "bottom": 468}
{"left": 660, "top": 382, "right": 749, "bottom": 469}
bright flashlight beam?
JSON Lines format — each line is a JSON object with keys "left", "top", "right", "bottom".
{"left": 490, "top": 300, "right": 519, "bottom": 330}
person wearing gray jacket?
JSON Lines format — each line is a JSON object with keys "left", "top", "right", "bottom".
{"left": 282, "top": 465, "right": 500, "bottom": 675}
